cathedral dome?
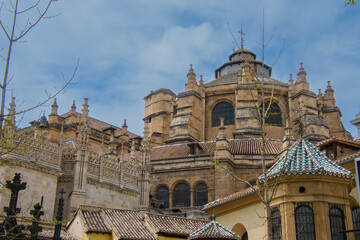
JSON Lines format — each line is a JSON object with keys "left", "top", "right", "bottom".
{"left": 214, "top": 48, "right": 272, "bottom": 79}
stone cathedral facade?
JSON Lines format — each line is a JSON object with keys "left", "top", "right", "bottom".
{"left": 0, "top": 98, "right": 151, "bottom": 220}
{"left": 143, "top": 47, "right": 354, "bottom": 212}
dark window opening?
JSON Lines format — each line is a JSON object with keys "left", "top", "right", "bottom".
{"left": 260, "top": 102, "right": 282, "bottom": 126}
{"left": 352, "top": 207, "right": 360, "bottom": 239}
{"left": 295, "top": 205, "right": 316, "bottom": 240}
{"left": 156, "top": 186, "right": 169, "bottom": 209}
{"left": 212, "top": 102, "right": 235, "bottom": 127}
{"left": 270, "top": 208, "right": 282, "bottom": 240}
{"left": 329, "top": 206, "right": 346, "bottom": 240}
{"left": 194, "top": 183, "right": 208, "bottom": 206}
{"left": 173, "top": 182, "right": 190, "bottom": 207}
{"left": 241, "top": 232, "right": 248, "bottom": 240}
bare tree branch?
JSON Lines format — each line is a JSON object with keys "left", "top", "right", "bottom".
{"left": 13, "top": 0, "right": 53, "bottom": 41}
{"left": 16, "top": 0, "right": 41, "bottom": 14}
{"left": 0, "top": 21, "right": 10, "bottom": 40}
{"left": 227, "top": 22, "right": 240, "bottom": 51}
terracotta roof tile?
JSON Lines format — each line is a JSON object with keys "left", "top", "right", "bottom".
{"left": 146, "top": 213, "right": 209, "bottom": 237}
{"left": 150, "top": 139, "right": 282, "bottom": 161}
{"left": 102, "top": 209, "right": 157, "bottom": 240}
{"left": 73, "top": 206, "right": 210, "bottom": 240}
{"left": 80, "top": 207, "right": 111, "bottom": 233}
{"left": 317, "top": 137, "right": 360, "bottom": 149}
{"left": 61, "top": 112, "right": 139, "bottom": 139}
{"left": 203, "top": 186, "right": 258, "bottom": 210}
{"left": 335, "top": 150, "right": 360, "bottom": 165}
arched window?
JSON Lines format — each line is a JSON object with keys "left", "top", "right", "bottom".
{"left": 156, "top": 186, "right": 169, "bottom": 209}
{"left": 212, "top": 102, "right": 234, "bottom": 127}
{"left": 329, "top": 207, "right": 345, "bottom": 240}
{"left": 260, "top": 102, "right": 282, "bottom": 126}
{"left": 295, "top": 205, "right": 316, "bottom": 240}
{"left": 352, "top": 207, "right": 360, "bottom": 239}
{"left": 194, "top": 183, "right": 208, "bottom": 206}
{"left": 270, "top": 208, "right": 282, "bottom": 240}
{"left": 173, "top": 182, "right": 190, "bottom": 207}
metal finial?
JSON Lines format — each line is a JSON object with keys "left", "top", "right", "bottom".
{"left": 239, "top": 23, "right": 245, "bottom": 49}
{"left": 212, "top": 211, "right": 216, "bottom": 221}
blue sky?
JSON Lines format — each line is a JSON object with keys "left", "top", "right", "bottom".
{"left": 1, "top": 0, "right": 359, "bottom": 137}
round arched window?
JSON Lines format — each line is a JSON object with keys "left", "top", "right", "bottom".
{"left": 173, "top": 182, "right": 190, "bottom": 207}
{"left": 212, "top": 102, "right": 235, "bottom": 127}
{"left": 156, "top": 186, "right": 169, "bottom": 208}
{"left": 194, "top": 183, "right": 208, "bottom": 206}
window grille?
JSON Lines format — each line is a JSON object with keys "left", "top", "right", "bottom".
{"left": 173, "top": 182, "right": 190, "bottom": 207}
{"left": 329, "top": 206, "right": 346, "bottom": 240}
{"left": 352, "top": 208, "right": 360, "bottom": 239}
{"left": 295, "top": 205, "right": 316, "bottom": 240}
{"left": 211, "top": 102, "right": 234, "bottom": 127}
{"left": 156, "top": 186, "right": 169, "bottom": 208}
{"left": 270, "top": 208, "right": 282, "bottom": 240}
{"left": 260, "top": 102, "right": 282, "bottom": 126}
{"left": 194, "top": 183, "right": 208, "bottom": 206}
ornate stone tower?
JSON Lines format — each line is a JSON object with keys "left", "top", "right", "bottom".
{"left": 166, "top": 64, "right": 205, "bottom": 143}
{"left": 144, "top": 88, "right": 176, "bottom": 146}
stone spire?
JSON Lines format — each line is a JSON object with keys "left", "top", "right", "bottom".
{"left": 296, "top": 62, "right": 307, "bottom": 84}
{"left": 122, "top": 119, "right": 128, "bottom": 135}
{"left": 199, "top": 75, "right": 204, "bottom": 87}
{"left": 71, "top": 100, "right": 76, "bottom": 114}
{"left": 80, "top": 98, "right": 89, "bottom": 122}
{"left": 68, "top": 100, "right": 77, "bottom": 124}
{"left": 187, "top": 64, "right": 196, "bottom": 84}
{"left": 185, "top": 64, "right": 198, "bottom": 91}
{"left": 216, "top": 118, "right": 227, "bottom": 142}
{"left": 48, "top": 98, "right": 59, "bottom": 124}
{"left": 7, "top": 97, "right": 15, "bottom": 125}
{"left": 289, "top": 74, "right": 294, "bottom": 86}
{"left": 50, "top": 98, "right": 58, "bottom": 116}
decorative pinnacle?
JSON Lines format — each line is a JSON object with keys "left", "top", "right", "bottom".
{"left": 81, "top": 98, "right": 89, "bottom": 120}
{"left": 71, "top": 100, "right": 76, "bottom": 111}
{"left": 290, "top": 74, "right": 293, "bottom": 81}
{"left": 51, "top": 98, "right": 58, "bottom": 115}
{"left": 299, "top": 62, "right": 304, "bottom": 71}
{"left": 123, "top": 119, "right": 127, "bottom": 128}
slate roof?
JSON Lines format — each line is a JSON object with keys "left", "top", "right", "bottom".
{"left": 61, "top": 112, "right": 139, "bottom": 139}
{"left": 203, "top": 186, "right": 258, "bottom": 210}
{"left": 150, "top": 139, "right": 282, "bottom": 161}
{"left": 258, "top": 139, "right": 354, "bottom": 182}
{"left": 71, "top": 206, "right": 209, "bottom": 239}
{"left": 188, "top": 214, "right": 239, "bottom": 240}
{"left": 205, "top": 72, "right": 288, "bottom": 88}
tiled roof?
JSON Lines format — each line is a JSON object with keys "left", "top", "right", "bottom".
{"left": 146, "top": 213, "right": 209, "bottom": 237}
{"left": 335, "top": 150, "right": 360, "bottom": 165}
{"left": 203, "top": 186, "right": 258, "bottom": 210}
{"left": 61, "top": 112, "right": 139, "bottom": 139}
{"left": 150, "top": 139, "right": 282, "bottom": 161}
{"left": 79, "top": 207, "right": 111, "bottom": 233}
{"left": 102, "top": 209, "right": 157, "bottom": 240}
{"left": 258, "top": 139, "right": 354, "bottom": 182}
{"left": 317, "top": 137, "right": 360, "bottom": 149}
{"left": 188, "top": 216, "right": 239, "bottom": 240}
{"left": 72, "top": 206, "right": 209, "bottom": 240}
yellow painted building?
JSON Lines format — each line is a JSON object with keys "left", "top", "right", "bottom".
{"left": 203, "top": 139, "right": 360, "bottom": 240}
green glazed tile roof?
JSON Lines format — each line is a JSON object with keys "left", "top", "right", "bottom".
{"left": 258, "top": 139, "right": 354, "bottom": 182}
{"left": 188, "top": 219, "right": 239, "bottom": 240}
